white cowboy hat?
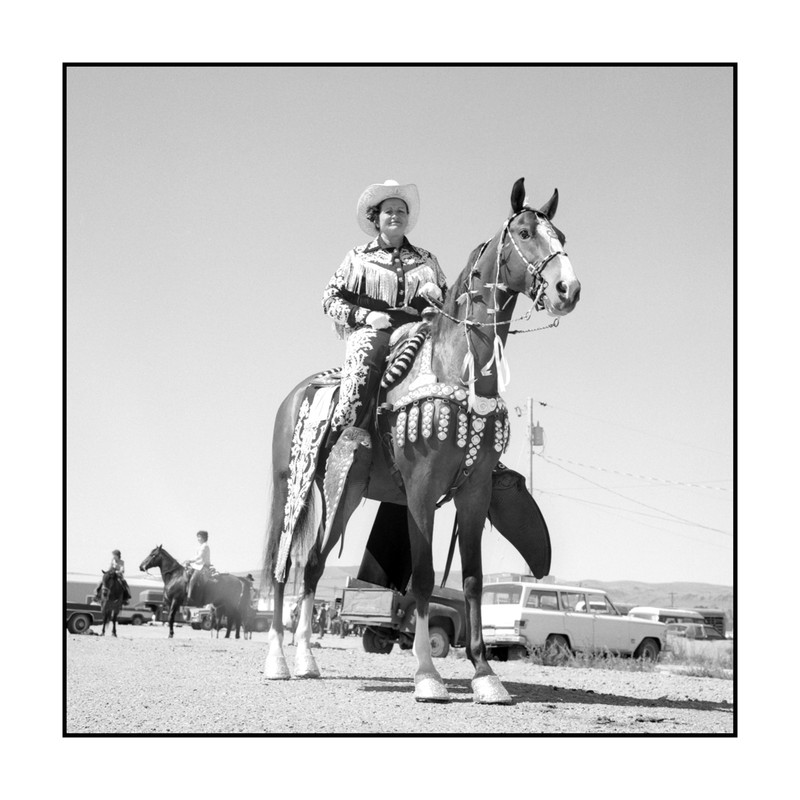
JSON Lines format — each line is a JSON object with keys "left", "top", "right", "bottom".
{"left": 356, "top": 179, "right": 420, "bottom": 236}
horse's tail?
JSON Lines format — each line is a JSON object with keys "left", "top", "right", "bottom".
{"left": 262, "top": 378, "right": 338, "bottom": 585}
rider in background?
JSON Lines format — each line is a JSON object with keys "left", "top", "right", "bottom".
{"left": 322, "top": 179, "right": 447, "bottom": 446}
{"left": 185, "top": 530, "right": 211, "bottom": 606}
{"left": 94, "top": 549, "right": 132, "bottom": 604}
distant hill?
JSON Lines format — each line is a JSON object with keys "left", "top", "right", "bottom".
{"left": 239, "top": 566, "right": 733, "bottom": 624}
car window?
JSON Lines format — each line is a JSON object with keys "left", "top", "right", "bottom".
{"left": 524, "top": 590, "right": 559, "bottom": 610}
{"left": 586, "top": 593, "right": 612, "bottom": 614}
{"left": 561, "top": 592, "right": 586, "bottom": 612}
{"left": 482, "top": 585, "right": 522, "bottom": 605}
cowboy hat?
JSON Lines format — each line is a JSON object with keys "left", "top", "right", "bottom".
{"left": 356, "top": 179, "right": 419, "bottom": 236}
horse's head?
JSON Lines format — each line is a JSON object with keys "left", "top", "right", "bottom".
{"left": 139, "top": 545, "right": 163, "bottom": 573}
{"left": 501, "top": 178, "right": 580, "bottom": 317}
{"left": 101, "top": 569, "right": 118, "bottom": 587}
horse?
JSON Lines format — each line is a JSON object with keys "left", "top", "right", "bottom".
{"left": 99, "top": 569, "right": 126, "bottom": 637}
{"left": 139, "top": 545, "right": 252, "bottom": 639}
{"left": 209, "top": 577, "right": 252, "bottom": 639}
{"left": 262, "top": 178, "right": 581, "bottom": 703}
{"left": 139, "top": 546, "right": 189, "bottom": 638}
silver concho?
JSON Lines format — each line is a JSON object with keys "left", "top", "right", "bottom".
{"left": 407, "top": 405, "right": 419, "bottom": 443}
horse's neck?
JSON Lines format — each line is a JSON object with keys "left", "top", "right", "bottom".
{"left": 432, "top": 240, "right": 518, "bottom": 397}
{"left": 159, "top": 551, "right": 183, "bottom": 580}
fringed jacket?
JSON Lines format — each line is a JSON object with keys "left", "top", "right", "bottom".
{"left": 323, "top": 237, "right": 447, "bottom": 337}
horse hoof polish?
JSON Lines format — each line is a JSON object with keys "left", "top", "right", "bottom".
{"left": 293, "top": 651, "right": 320, "bottom": 678}
{"left": 263, "top": 659, "right": 291, "bottom": 680}
{"left": 472, "top": 675, "right": 513, "bottom": 705}
{"left": 414, "top": 677, "right": 450, "bottom": 703}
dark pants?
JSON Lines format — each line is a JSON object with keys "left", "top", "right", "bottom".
{"left": 188, "top": 569, "right": 207, "bottom": 606}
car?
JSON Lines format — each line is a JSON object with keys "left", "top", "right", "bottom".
{"left": 628, "top": 606, "right": 706, "bottom": 625}
{"left": 481, "top": 580, "right": 667, "bottom": 662}
{"left": 665, "top": 622, "right": 727, "bottom": 641}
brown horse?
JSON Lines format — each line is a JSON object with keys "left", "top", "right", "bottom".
{"left": 263, "top": 178, "right": 580, "bottom": 703}
{"left": 139, "top": 546, "right": 189, "bottom": 638}
{"left": 99, "top": 569, "right": 126, "bottom": 637}
{"left": 139, "top": 545, "right": 252, "bottom": 639}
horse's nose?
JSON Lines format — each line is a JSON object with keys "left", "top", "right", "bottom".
{"left": 557, "top": 279, "right": 581, "bottom": 305}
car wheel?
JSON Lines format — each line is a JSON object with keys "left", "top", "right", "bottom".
{"left": 634, "top": 638, "right": 660, "bottom": 661}
{"left": 428, "top": 626, "right": 450, "bottom": 658}
{"left": 201, "top": 617, "right": 213, "bottom": 631}
{"left": 131, "top": 615, "right": 143, "bottom": 626}
{"left": 544, "top": 634, "right": 571, "bottom": 666}
{"left": 68, "top": 614, "right": 91, "bottom": 634}
{"left": 362, "top": 628, "right": 394, "bottom": 654}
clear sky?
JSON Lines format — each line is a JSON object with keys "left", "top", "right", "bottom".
{"left": 67, "top": 65, "right": 733, "bottom": 585}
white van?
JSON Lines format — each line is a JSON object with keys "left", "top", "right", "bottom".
{"left": 481, "top": 581, "right": 666, "bottom": 661}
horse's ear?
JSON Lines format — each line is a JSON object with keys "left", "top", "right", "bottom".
{"left": 510, "top": 178, "right": 526, "bottom": 214}
{"left": 539, "top": 188, "right": 559, "bottom": 220}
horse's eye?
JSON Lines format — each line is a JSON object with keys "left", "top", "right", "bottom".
{"left": 519, "top": 229, "right": 531, "bottom": 239}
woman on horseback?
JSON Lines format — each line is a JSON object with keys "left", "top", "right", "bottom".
{"left": 94, "top": 549, "right": 131, "bottom": 604}
{"left": 322, "top": 180, "right": 447, "bottom": 443}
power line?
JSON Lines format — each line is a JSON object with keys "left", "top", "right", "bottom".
{"left": 537, "top": 453, "right": 732, "bottom": 493}
{"left": 538, "top": 454, "right": 731, "bottom": 535}
{"left": 535, "top": 489, "right": 733, "bottom": 548}
{"left": 523, "top": 397, "right": 731, "bottom": 457}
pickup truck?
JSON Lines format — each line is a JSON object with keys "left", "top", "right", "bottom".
{"left": 65, "top": 601, "right": 154, "bottom": 633}
{"left": 190, "top": 606, "right": 273, "bottom": 633}
{"left": 340, "top": 578, "right": 466, "bottom": 657}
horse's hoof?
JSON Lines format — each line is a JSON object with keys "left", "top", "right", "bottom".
{"left": 414, "top": 676, "right": 450, "bottom": 703}
{"left": 472, "top": 675, "right": 513, "bottom": 705}
{"left": 293, "top": 649, "right": 321, "bottom": 679}
{"left": 264, "top": 655, "right": 291, "bottom": 680}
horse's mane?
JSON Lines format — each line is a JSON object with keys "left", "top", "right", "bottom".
{"left": 438, "top": 239, "right": 492, "bottom": 323}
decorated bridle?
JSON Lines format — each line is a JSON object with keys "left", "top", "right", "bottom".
{"left": 427, "top": 207, "right": 564, "bottom": 406}
{"left": 500, "top": 206, "right": 568, "bottom": 311}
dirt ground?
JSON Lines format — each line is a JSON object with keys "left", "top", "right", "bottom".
{"left": 65, "top": 623, "right": 734, "bottom": 735}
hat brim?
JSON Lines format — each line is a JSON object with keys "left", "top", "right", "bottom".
{"left": 356, "top": 182, "right": 419, "bottom": 237}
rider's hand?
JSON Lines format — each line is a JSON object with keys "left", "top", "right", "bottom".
{"left": 419, "top": 282, "right": 443, "bottom": 304}
{"left": 366, "top": 311, "right": 391, "bottom": 330}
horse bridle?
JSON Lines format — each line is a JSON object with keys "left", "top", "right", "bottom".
{"left": 500, "top": 207, "right": 568, "bottom": 311}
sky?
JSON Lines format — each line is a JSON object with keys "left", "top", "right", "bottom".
{"left": 66, "top": 65, "right": 734, "bottom": 586}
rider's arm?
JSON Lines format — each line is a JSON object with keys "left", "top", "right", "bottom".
{"left": 322, "top": 250, "right": 372, "bottom": 331}
{"left": 409, "top": 251, "right": 448, "bottom": 312}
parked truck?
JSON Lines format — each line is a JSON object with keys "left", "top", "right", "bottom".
{"left": 339, "top": 577, "right": 466, "bottom": 658}
{"left": 65, "top": 601, "right": 154, "bottom": 633}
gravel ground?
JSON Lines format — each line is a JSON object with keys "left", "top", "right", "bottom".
{"left": 66, "top": 624, "right": 734, "bottom": 735}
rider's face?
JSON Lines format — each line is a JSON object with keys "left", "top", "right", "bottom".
{"left": 378, "top": 199, "right": 409, "bottom": 239}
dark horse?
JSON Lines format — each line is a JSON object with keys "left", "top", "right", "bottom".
{"left": 99, "top": 570, "right": 126, "bottom": 637}
{"left": 210, "top": 579, "right": 252, "bottom": 639}
{"left": 263, "top": 179, "right": 580, "bottom": 703}
{"left": 139, "top": 545, "right": 251, "bottom": 639}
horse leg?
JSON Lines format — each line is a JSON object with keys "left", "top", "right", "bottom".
{"left": 264, "top": 579, "right": 290, "bottom": 680}
{"left": 292, "top": 591, "right": 321, "bottom": 678}
{"left": 168, "top": 599, "right": 180, "bottom": 638}
{"left": 454, "top": 482, "right": 513, "bottom": 705}
{"left": 293, "top": 468, "right": 368, "bottom": 678}
{"left": 406, "top": 499, "right": 450, "bottom": 703}
{"left": 101, "top": 612, "right": 107, "bottom": 636}
{"left": 112, "top": 611, "right": 118, "bottom": 638}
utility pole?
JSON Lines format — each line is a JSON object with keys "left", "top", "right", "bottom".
{"left": 527, "top": 397, "right": 535, "bottom": 492}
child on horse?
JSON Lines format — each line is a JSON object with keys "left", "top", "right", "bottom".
{"left": 94, "top": 549, "right": 132, "bottom": 604}
{"left": 185, "top": 530, "right": 214, "bottom": 606}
